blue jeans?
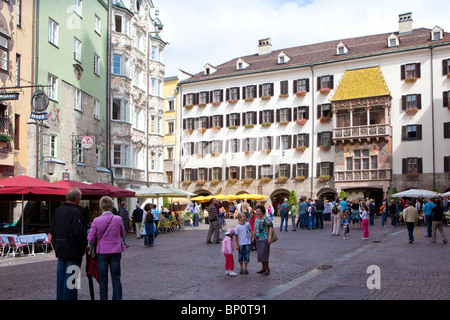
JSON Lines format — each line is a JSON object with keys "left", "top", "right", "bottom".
{"left": 390, "top": 213, "right": 396, "bottom": 226}
{"left": 291, "top": 215, "right": 297, "bottom": 230}
{"left": 280, "top": 213, "right": 289, "bottom": 231}
{"left": 299, "top": 214, "right": 307, "bottom": 229}
{"left": 56, "top": 259, "right": 82, "bottom": 300}
{"left": 425, "top": 215, "right": 432, "bottom": 236}
{"left": 308, "top": 215, "right": 316, "bottom": 229}
{"left": 381, "top": 212, "right": 386, "bottom": 226}
{"left": 406, "top": 222, "right": 415, "bottom": 242}
{"left": 97, "top": 253, "right": 122, "bottom": 300}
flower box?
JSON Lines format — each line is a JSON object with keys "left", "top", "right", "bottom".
{"left": 227, "top": 125, "right": 238, "bottom": 130}
{"left": 199, "top": 128, "right": 208, "bottom": 134}
{"left": 197, "top": 103, "right": 207, "bottom": 108}
{"left": 319, "top": 116, "right": 331, "bottom": 124}
{"left": 227, "top": 99, "right": 238, "bottom": 105}
{"left": 227, "top": 179, "right": 237, "bottom": 184}
{"left": 278, "top": 121, "right": 289, "bottom": 126}
{"left": 244, "top": 97, "right": 254, "bottom": 102}
{"left": 0, "top": 134, "right": 12, "bottom": 142}
{"left": 212, "top": 102, "right": 222, "bottom": 106}
{"left": 210, "top": 179, "right": 220, "bottom": 185}
{"left": 262, "top": 148, "right": 271, "bottom": 155}
{"left": 295, "top": 91, "right": 307, "bottom": 97}
{"left": 260, "top": 177, "right": 271, "bottom": 183}
{"left": 320, "top": 145, "right": 331, "bottom": 151}
{"left": 261, "top": 96, "right": 272, "bottom": 100}
{"left": 295, "top": 176, "right": 306, "bottom": 182}
{"left": 242, "top": 178, "right": 253, "bottom": 184}
{"left": 276, "top": 177, "right": 288, "bottom": 183}
{"left": 279, "top": 94, "right": 289, "bottom": 98}
{"left": 447, "top": 73, "right": 450, "bottom": 79}
{"left": 182, "top": 181, "right": 192, "bottom": 186}
{"left": 184, "top": 129, "right": 194, "bottom": 135}
{"left": 211, "top": 153, "right": 220, "bottom": 157}
{"left": 196, "top": 180, "right": 206, "bottom": 186}
{"left": 318, "top": 175, "right": 331, "bottom": 182}
{"left": 184, "top": 104, "right": 194, "bottom": 110}
{"left": 406, "top": 172, "right": 419, "bottom": 179}
{"left": 261, "top": 122, "right": 272, "bottom": 128}
{"left": 213, "top": 126, "right": 222, "bottom": 131}
{"left": 405, "top": 107, "right": 419, "bottom": 115}
{"left": 295, "top": 118, "right": 308, "bottom": 126}
{"left": 319, "top": 88, "right": 330, "bottom": 95}
{"left": 405, "top": 77, "right": 418, "bottom": 83}
{"left": 245, "top": 151, "right": 254, "bottom": 156}
{"left": 296, "top": 146, "right": 307, "bottom": 152}
{"left": 244, "top": 124, "right": 254, "bottom": 129}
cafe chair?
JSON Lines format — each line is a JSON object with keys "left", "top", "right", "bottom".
{"left": 0, "top": 239, "right": 8, "bottom": 259}
{"left": 40, "top": 233, "right": 54, "bottom": 253}
{"left": 7, "top": 236, "right": 30, "bottom": 257}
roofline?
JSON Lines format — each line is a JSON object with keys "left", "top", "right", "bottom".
{"left": 179, "top": 41, "right": 450, "bottom": 86}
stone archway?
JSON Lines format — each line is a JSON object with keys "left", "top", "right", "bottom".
{"left": 270, "top": 188, "right": 290, "bottom": 216}
{"left": 317, "top": 187, "right": 337, "bottom": 200}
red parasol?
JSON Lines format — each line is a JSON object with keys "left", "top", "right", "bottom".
{"left": 90, "top": 183, "right": 135, "bottom": 198}
{"left": 50, "top": 180, "right": 110, "bottom": 198}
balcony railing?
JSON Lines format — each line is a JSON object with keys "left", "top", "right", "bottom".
{"left": 333, "top": 124, "right": 391, "bottom": 140}
{"left": 335, "top": 169, "right": 391, "bottom": 182}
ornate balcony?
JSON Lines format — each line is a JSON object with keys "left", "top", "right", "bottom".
{"left": 335, "top": 169, "right": 391, "bottom": 182}
{"left": 333, "top": 124, "right": 391, "bottom": 142}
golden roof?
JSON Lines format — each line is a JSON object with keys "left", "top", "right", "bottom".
{"left": 331, "top": 66, "right": 391, "bottom": 101}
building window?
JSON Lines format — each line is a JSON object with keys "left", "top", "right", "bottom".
{"left": 0, "top": 105, "right": 8, "bottom": 137}
{"left": 112, "top": 98, "right": 129, "bottom": 122}
{"left": 94, "top": 15, "right": 101, "bottom": 35}
{"left": 351, "top": 149, "right": 371, "bottom": 170}
{"left": 199, "top": 91, "right": 209, "bottom": 104}
{"left": 402, "top": 124, "right": 422, "bottom": 141}
{"left": 151, "top": 45, "right": 160, "bottom": 61}
{"left": 279, "top": 81, "right": 288, "bottom": 95}
{"left": 166, "top": 147, "right": 173, "bottom": 160}
{"left": 279, "top": 164, "right": 290, "bottom": 178}
{"left": 296, "top": 163, "right": 309, "bottom": 178}
{"left": 0, "top": 34, "right": 9, "bottom": 73}
{"left": 402, "top": 157, "right": 422, "bottom": 174}
{"left": 245, "top": 85, "right": 257, "bottom": 99}
{"left": 17, "top": 0, "right": 22, "bottom": 27}
{"left": 228, "top": 139, "right": 240, "bottom": 153}
{"left": 229, "top": 113, "right": 240, "bottom": 127}
{"left": 113, "top": 144, "right": 129, "bottom": 166}
{"left": 94, "top": 99, "right": 100, "bottom": 120}
{"left": 294, "top": 79, "right": 310, "bottom": 93}
{"left": 245, "top": 166, "right": 256, "bottom": 179}
{"left": 229, "top": 87, "right": 239, "bottom": 100}
{"left": 94, "top": 54, "right": 100, "bottom": 76}
{"left": 74, "top": 37, "right": 82, "bottom": 62}
{"left": 212, "top": 168, "right": 221, "bottom": 180}
{"left": 48, "top": 19, "right": 58, "bottom": 46}
{"left": 443, "top": 91, "right": 450, "bottom": 108}
{"left": 260, "top": 110, "right": 274, "bottom": 124}
{"left": 48, "top": 74, "right": 58, "bottom": 100}
{"left": 317, "top": 162, "right": 333, "bottom": 176}
{"left": 50, "top": 134, "right": 57, "bottom": 158}
{"left": 317, "top": 75, "right": 334, "bottom": 90}
{"left": 166, "top": 171, "right": 173, "bottom": 184}
{"left": 401, "top": 63, "right": 421, "bottom": 80}
{"left": 317, "top": 131, "right": 333, "bottom": 148}
{"left": 167, "top": 121, "right": 174, "bottom": 134}
{"left": 295, "top": 133, "right": 309, "bottom": 147}
{"left": 260, "top": 83, "right": 273, "bottom": 97}
{"left": 317, "top": 104, "right": 332, "bottom": 119}
{"left": 113, "top": 54, "right": 128, "bottom": 76}
{"left": 14, "top": 114, "right": 19, "bottom": 150}
{"left": 74, "top": 0, "right": 82, "bottom": 16}
{"left": 76, "top": 142, "right": 84, "bottom": 163}
{"left": 114, "top": 15, "right": 128, "bottom": 34}
{"left": 15, "top": 54, "right": 20, "bottom": 87}
{"left": 295, "top": 106, "right": 309, "bottom": 120}
{"left": 278, "top": 108, "right": 291, "bottom": 122}
{"left": 74, "top": 89, "right": 82, "bottom": 111}
{"left": 261, "top": 136, "right": 272, "bottom": 150}
{"left": 213, "top": 90, "right": 223, "bottom": 103}
{"left": 243, "top": 138, "right": 257, "bottom": 152}
{"left": 260, "top": 165, "right": 273, "bottom": 178}
{"left": 442, "top": 59, "right": 450, "bottom": 76}
{"left": 401, "top": 94, "right": 421, "bottom": 111}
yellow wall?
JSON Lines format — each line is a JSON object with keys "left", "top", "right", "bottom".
{"left": 163, "top": 76, "right": 179, "bottom": 183}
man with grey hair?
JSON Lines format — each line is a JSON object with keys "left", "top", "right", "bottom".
{"left": 206, "top": 198, "right": 221, "bottom": 244}
{"left": 119, "top": 201, "right": 130, "bottom": 248}
{"left": 50, "top": 187, "right": 88, "bottom": 300}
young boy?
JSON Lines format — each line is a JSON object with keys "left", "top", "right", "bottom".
{"left": 222, "top": 229, "right": 237, "bottom": 276}
{"left": 342, "top": 213, "right": 350, "bottom": 239}
{"left": 234, "top": 213, "right": 254, "bottom": 274}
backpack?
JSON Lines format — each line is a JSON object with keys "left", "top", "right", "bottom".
{"left": 310, "top": 206, "right": 316, "bottom": 216}
{"left": 281, "top": 204, "right": 290, "bottom": 215}
{"left": 146, "top": 211, "right": 154, "bottom": 223}
{"left": 332, "top": 204, "right": 339, "bottom": 215}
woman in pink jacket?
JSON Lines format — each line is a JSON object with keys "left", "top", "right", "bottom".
{"left": 88, "top": 196, "right": 126, "bottom": 300}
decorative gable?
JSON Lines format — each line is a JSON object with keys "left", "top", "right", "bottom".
{"left": 236, "top": 58, "right": 249, "bottom": 70}
{"left": 278, "top": 51, "right": 291, "bottom": 64}
{"left": 431, "top": 26, "right": 444, "bottom": 41}
{"left": 387, "top": 33, "right": 400, "bottom": 47}
{"left": 336, "top": 41, "right": 349, "bottom": 55}
{"left": 204, "top": 63, "right": 217, "bottom": 76}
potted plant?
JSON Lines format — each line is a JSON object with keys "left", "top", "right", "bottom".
{"left": 295, "top": 91, "right": 307, "bottom": 97}
{"left": 278, "top": 121, "right": 289, "bottom": 126}
{"left": 260, "top": 177, "right": 271, "bottom": 183}
{"left": 182, "top": 181, "right": 192, "bottom": 186}
{"left": 242, "top": 178, "right": 253, "bottom": 185}
{"left": 405, "top": 107, "right": 419, "bottom": 115}
{"left": 210, "top": 179, "right": 220, "bottom": 185}
{"left": 406, "top": 172, "right": 419, "bottom": 179}
{"left": 319, "top": 88, "right": 330, "bottom": 95}
{"left": 405, "top": 77, "right": 418, "bottom": 83}
{"left": 199, "top": 127, "right": 208, "bottom": 134}
{"left": 227, "top": 178, "right": 237, "bottom": 184}
{"left": 244, "top": 97, "right": 254, "bottom": 102}
{"left": 319, "top": 116, "right": 331, "bottom": 124}
{"left": 318, "top": 175, "right": 331, "bottom": 182}
{"left": 198, "top": 103, "right": 207, "bottom": 108}
{"left": 295, "top": 176, "right": 306, "bottom": 182}
{"left": 0, "top": 134, "right": 11, "bottom": 142}
{"left": 212, "top": 101, "right": 222, "bottom": 106}
{"left": 184, "top": 104, "right": 194, "bottom": 110}
{"left": 227, "top": 125, "right": 238, "bottom": 130}
{"left": 261, "top": 95, "right": 272, "bottom": 100}
{"left": 296, "top": 146, "right": 307, "bottom": 152}
{"left": 196, "top": 180, "right": 206, "bottom": 186}
{"left": 279, "top": 94, "right": 289, "bottom": 98}
{"left": 184, "top": 129, "right": 194, "bottom": 135}
{"left": 244, "top": 124, "right": 254, "bottom": 129}
{"left": 211, "top": 153, "right": 220, "bottom": 157}
{"left": 262, "top": 148, "right": 271, "bottom": 155}
{"left": 245, "top": 151, "right": 254, "bottom": 156}
{"left": 261, "top": 122, "right": 272, "bottom": 128}
{"left": 213, "top": 126, "right": 222, "bottom": 131}
{"left": 227, "top": 99, "right": 238, "bottom": 104}
{"left": 277, "top": 176, "right": 288, "bottom": 183}
{"left": 296, "top": 118, "right": 308, "bottom": 126}
{"left": 320, "top": 145, "right": 331, "bottom": 151}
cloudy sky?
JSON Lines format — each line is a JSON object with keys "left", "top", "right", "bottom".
{"left": 156, "top": 0, "right": 450, "bottom": 77}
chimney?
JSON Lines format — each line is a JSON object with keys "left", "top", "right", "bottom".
{"left": 399, "top": 12, "right": 413, "bottom": 34}
{"left": 258, "top": 38, "right": 272, "bottom": 55}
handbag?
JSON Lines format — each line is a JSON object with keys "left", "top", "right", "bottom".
{"left": 87, "top": 216, "right": 113, "bottom": 280}
{"left": 271, "top": 231, "right": 278, "bottom": 243}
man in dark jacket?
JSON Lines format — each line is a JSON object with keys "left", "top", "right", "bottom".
{"left": 119, "top": 201, "right": 130, "bottom": 248}
{"left": 206, "top": 198, "right": 220, "bottom": 244}
{"left": 50, "top": 187, "right": 87, "bottom": 300}
{"left": 132, "top": 203, "right": 144, "bottom": 239}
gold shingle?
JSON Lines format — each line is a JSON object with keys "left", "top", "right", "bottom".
{"left": 331, "top": 67, "right": 391, "bottom": 101}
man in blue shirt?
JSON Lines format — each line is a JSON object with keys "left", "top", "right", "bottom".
{"left": 297, "top": 198, "right": 308, "bottom": 229}
{"left": 152, "top": 205, "right": 160, "bottom": 237}
{"left": 340, "top": 197, "right": 348, "bottom": 213}
{"left": 423, "top": 199, "right": 436, "bottom": 237}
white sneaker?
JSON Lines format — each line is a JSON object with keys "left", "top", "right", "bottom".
{"left": 225, "top": 270, "right": 230, "bottom": 275}
{"left": 229, "top": 271, "right": 237, "bottom": 276}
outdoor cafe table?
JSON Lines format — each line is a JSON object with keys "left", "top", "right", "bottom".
{"left": 0, "top": 233, "right": 48, "bottom": 256}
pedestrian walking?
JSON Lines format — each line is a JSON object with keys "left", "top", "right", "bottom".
{"left": 119, "top": 201, "right": 130, "bottom": 248}
{"left": 88, "top": 196, "right": 126, "bottom": 300}
{"left": 368, "top": 199, "right": 375, "bottom": 225}
{"left": 423, "top": 199, "right": 436, "bottom": 237}
{"left": 222, "top": 229, "right": 237, "bottom": 276}
{"left": 253, "top": 205, "right": 273, "bottom": 276}
{"left": 360, "top": 204, "right": 369, "bottom": 240}
{"left": 279, "top": 198, "right": 290, "bottom": 232}
{"left": 388, "top": 200, "right": 398, "bottom": 228}
{"left": 341, "top": 213, "right": 350, "bottom": 240}
{"left": 403, "top": 201, "right": 419, "bottom": 244}
{"left": 234, "top": 213, "right": 253, "bottom": 274}
{"left": 315, "top": 198, "right": 324, "bottom": 229}
{"left": 206, "top": 198, "right": 221, "bottom": 244}
{"left": 51, "top": 187, "right": 88, "bottom": 300}
{"left": 132, "top": 203, "right": 143, "bottom": 239}
{"left": 431, "top": 200, "right": 448, "bottom": 244}
{"left": 143, "top": 203, "right": 156, "bottom": 247}
{"left": 331, "top": 199, "right": 342, "bottom": 236}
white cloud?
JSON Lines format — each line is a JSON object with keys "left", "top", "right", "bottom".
{"left": 156, "top": 0, "right": 450, "bottom": 77}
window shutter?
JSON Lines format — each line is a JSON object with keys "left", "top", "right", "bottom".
{"left": 444, "top": 122, "right": 450, "bottom": 139}
{"left": 270, "top": 110, "right": 275, "bottom": 123}
{"left": 288, "top": 108, "right": 292, "bottom": 121}
{"left": 306, "top": 79, "right": 310, "bottom": 92}
{"left": 241, "top": 167, "right": 245, "bottom": 179}
{"left": 443, "top": 59, "right": 449, "bottom": 76}
{"left": 292, "top": 135, "right": 298, "bottom": 148}
{"left": 317, "top": 105, "right": 322, "bottom": 119}
{"left": 236, "top": 139, "right": 240, "bottom": 152}
{"left": 242, "top": 86, "right": 246, "bottom": 99}
{"left": 417, "top": 158, "right": 423, "bottom": 174}
{"left": 317, "top": 163, "right": 321, "bottom": 177}
{"left": 220, "top": 90, "right": 224, "bottom": 102}
{"left": 181, "top": 169, "right": 185, "bottom": 180}
{"left": 402, "top": 158, "right": 408, "bottom": 174}
{"left": 208, "top": 168, "right": 212, "bottom": 181}
{"left": 225, "top": 167, "right": 229, "bottom": 180}
{"left": 270, "top": 83, "right": 274, "bottom": 96}
{"left": 416, "top": 125, "right": 422, "bottom": 140}
{"left": 226, "top": 114, "right": 230, "bottom": 127}
{"left": 415, "top": 63, "right": 421, "bottom": 78}
{"left": 183, "top": 119, "right": 186, "bottom": 130}
{"left": 242, "top": 112, "right": 247, "bottom": 125}
{"left": 401, "top": 65, "right": 406, "bottom": 80}
{"left": 306, "top": 133, "right": 310, "bottom": 147}
{"left": 258, "top": 165, "right": 262, "bottom": 179}
{"left": 287, "top": 164, "right": 291, "bottom": 178}
{"left": 317, "top": 132, "right": 322, "bottom": 147}
{"left": 280, "top": 81, "right": 288, "bottom": 95}
{"left": 210, "top": 91, "right": 213, "bottom": 103}
{"left": 183, "top": 94, "right": 186, "bottom": 106}
{"left": 329, "top": 162, "right": 334, "bottom": 176}
{"left": 417, "top": 94, "right": 422, "bottom": 109}
{"left": 317, "top": 77, "right": 322, "bottom": 90}
{"left": 401, "top": 126, "right": 407, "bottom": 141}
{"left": 276, "top": 109, "right": 281, "bottom": 122}
{"left": 258, "top": 137, "right": 262, "bottom": 151}
{"left": 259, "top": 84, "right": 263, "bottom": 97}
{"left": 236, "top": 113, "right": 241, "bottom": 126}
{"left": 293, "top": 80, "right": 298, "bottom": 93}
{"left": 305, "top": 163, "right": 309, "bottom": 178}
{"left": 194, "top": 93, "right": 199, "bottom": 105}
{"left": 225, "top": 140, "right": 229, "bottom": 153}
{"left": 293, "top": 107, "right": 298, "bottom": 121}
{"left": 226, "top": 88, "right": 230, "bottom": 101}
{"left": 236, "top": 87, "right": 240, "bottom": 100}
{"left": 444, "top": 156, "right": 450, "bottom": 173}
{"left": 330, "top": 76, "right": 334, "bottom": 89}
{"left": 401, "top": 96, "right": 407, "bottom": 111}
{"left": 444, "top": 91, "right": 449, "bottom": 107}
{"left": 305, "top": 106, "right": 310, "bottom": 120}
{"left": 259, "top": 111, "right": 263, "bottom": 124}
